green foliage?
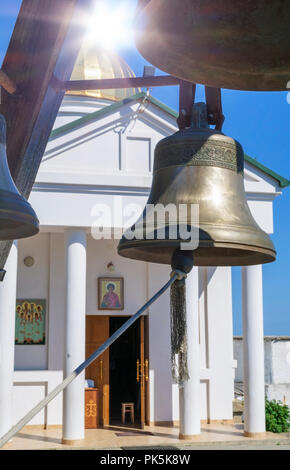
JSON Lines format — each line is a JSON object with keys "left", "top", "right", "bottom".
{"left": 265, "top": 399, "right": 290, "bottom": 433}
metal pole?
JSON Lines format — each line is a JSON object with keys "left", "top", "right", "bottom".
{"left": 0, "top": 271, "right": 181, "bottom": 448}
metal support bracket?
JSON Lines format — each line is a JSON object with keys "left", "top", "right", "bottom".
{"left": 177, "top": 81, "right": 224, "bottom": 131}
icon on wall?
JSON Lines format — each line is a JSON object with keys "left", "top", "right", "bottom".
{"left": 15, "top": 299, "right": 46, "bottom": 345}
{"left": 98, "top": 277, "right": 124, "bottom": 310}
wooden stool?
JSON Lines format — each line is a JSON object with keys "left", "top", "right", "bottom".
{"left": 121, "top": 402, "right": 134, "bottom": 424}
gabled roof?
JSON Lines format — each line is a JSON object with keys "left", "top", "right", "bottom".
{"left": 50, "top": 92, "right": 149, "bottom": 139}
{"left": 50, "top": 92, "right": 290, "bottom": 188}
{"left": 244, "top": 154, "right": 290, "bottom": 188}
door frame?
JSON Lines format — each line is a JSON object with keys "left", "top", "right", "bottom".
{"left": 85, "top": 314, "right": 150, "bottom": 427}
{"left": 85, "top": 315, "right": 110, "bottom": 426}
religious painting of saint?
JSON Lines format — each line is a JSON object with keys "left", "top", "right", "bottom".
{"left": 98, "top": 278, "right": 124, "bottom": 310}
{"left": 15, "top": 299, "right": 46, "bottom": 345}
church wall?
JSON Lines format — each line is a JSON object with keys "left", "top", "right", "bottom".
{"left": 13, "top": 233, "right": 64, "bottom": 426}
{"left": 200, "top": 267, "right": 235, "bottom": 421}
{"left": 47, "top": 125, "right": 120, "bottom": 174}
{"left": 148, "top": 263, "right": 234, "bottom": 424}
{"left": 86, "top": 237, "right": 147, "bottom": 316}
{"left": 41, "top": 101, "right": 168, "bottom": 185}
{"left": 54, "top": 96, "right": 111, "bottom": 129}
{"left": 147, "top": 263, "right": 173, "bottom": 423}
{"left": 13, "top": 370, "right": 63, "bottom": 427}
{"left": 247, "top": 199, "right": 274, "bottom": 234}
{"left": 47, "top": 233, "right": 66, "bottom": 371}
{"left": 234, "top": 337, "right": 290, "bottom": 407}
{"left": 15, "top": 233, "right": 50, "bottom": 370}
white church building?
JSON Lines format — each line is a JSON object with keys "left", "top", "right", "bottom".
{"left": 1, "top": 46, "right": 289, "bottom": 442}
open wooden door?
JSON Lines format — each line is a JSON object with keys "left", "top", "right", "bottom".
{"left": 85, "top": 316, "right": 110, "bottom": 426}
{"left": 144, "top": 315, "right": 150, "bottom": 425}
{"left": 139, "top": 316, "right": 150, "bottom": 428}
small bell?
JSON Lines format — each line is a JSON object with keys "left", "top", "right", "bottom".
{"left": 118, "top": 103, "right": 276, "bottom": 266}
{"left": 0, "top": 114, "right": 39, "bottom": 240}
{"left": 135, "top": 0, "right": 290, "bottom": 91}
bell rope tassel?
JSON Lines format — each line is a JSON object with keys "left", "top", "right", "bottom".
{"left": 170, "top": 277, "right": 189, "bottom": 385}
{"left": 170, "top": 249, "right": 195, "bottom": 386}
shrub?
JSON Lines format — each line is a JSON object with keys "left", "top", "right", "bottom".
{"left": 265, "top": 399, "right": 290, "bottom": 433}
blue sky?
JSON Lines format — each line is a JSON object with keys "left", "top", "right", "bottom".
{"left": 1, "top": 0, "right": 289, "bottom": 335}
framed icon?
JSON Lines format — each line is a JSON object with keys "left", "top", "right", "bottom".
{"left": 98, "top": 277, "right": 124, "bottom": 310}
{"left": 15, "top": 299, "right": 46, "bottom": 345}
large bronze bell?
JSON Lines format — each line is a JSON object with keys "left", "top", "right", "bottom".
{"left": 118, "top": 103, "right": 276, "bottom": 266}
{"left": 0, "top": 115, "right": 39, "bottom": 240}
{"left": 135, "top": 0, "right": 290, "bottom": 91}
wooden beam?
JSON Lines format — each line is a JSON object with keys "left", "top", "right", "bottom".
{"left": 0, "top": 70, "right": 17, "bottom": 95}
{"left": 0, "top": 0, "right": 94, "bottom": 269}
{"left": 61, "top": 75, "right": 180, "bottom": 91}
{"left": 136, "top": 0, "right": 151, "bottom": 12}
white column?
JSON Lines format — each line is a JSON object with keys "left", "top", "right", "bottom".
{"left": 62, "top": 230, "right": 86, "bottom": 443}
{"left": 242, "top": 264, "right": 265, "bottom": 437}
{"left": 179, "top": 266, "right": 200, "bottom": 439}
{"left": 0, "top": 241, "right": 18, "bottom": 438}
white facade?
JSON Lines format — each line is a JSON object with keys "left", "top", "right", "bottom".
{"left": 234, "top": 337, "right": 290, "bottom": 406}
{"left": 9, "top": 92, "right": 283, "bottom": 429}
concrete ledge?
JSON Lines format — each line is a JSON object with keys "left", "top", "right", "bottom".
{"left": 244, "top": 431, "right": 266, "bottom": 438}
{"left": 149, "top": 419, "right": 234, "bottom": 427}
{"left": 207, "top": 419, "right": 234, "bottom": 425}
{"left": 61, "top": 438, "right": 85, "bottom": 445}
{"left": 148, "top": 421, "right": 177, "bottom": 427}
{"left": 23, "top": 424, "right": 62, "bottom": 430}
{"left": 179, "top": 433, "right": 200, "bottom": 441}
{"left": 3, "top": 425, "right": 290, "bottom": 450}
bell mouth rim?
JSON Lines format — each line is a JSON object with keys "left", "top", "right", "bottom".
{"left": 134, "top": 2, "right": 290, "bottom": 91}
{"left": 118, "top": 239, "right": 276, "bottom": 266}
{"left": 0, "top": 214, "right": 39, "bottom": 240}
{"left": 134, "top": 48, "right": 289, "bottom": 92}
{"left": 0, "top": 189, "right": 39, "bottom": 240}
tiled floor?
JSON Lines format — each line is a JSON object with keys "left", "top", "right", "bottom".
{"left": 2, "top": 423, "right": 290, "bottom": 450}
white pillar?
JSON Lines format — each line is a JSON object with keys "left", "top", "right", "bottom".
{"left": 0, "top": 241, "right": 18, "bottom": 438}
{"left": 242, "top": 264, "right": 265, "bottom": 437}
{"left": 62, "top": 230, "right": 86, "bottom": 443}
{"left": 179, "top": 266, "right": 200, "bottom": 439}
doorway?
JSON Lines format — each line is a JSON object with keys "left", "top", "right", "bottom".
{"left": 109, "top": 316, "right": 140, "bottom": 424}
{"left": 85, "top": 315, "right": 149, "bottom": 428}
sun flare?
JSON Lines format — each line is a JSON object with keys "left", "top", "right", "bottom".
{"left": 85, "top": 0, "right": 135, "bottom": 50}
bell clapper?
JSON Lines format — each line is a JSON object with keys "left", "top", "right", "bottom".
{"left": 171, "top": 248, "right": 194, "bottom": 277}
